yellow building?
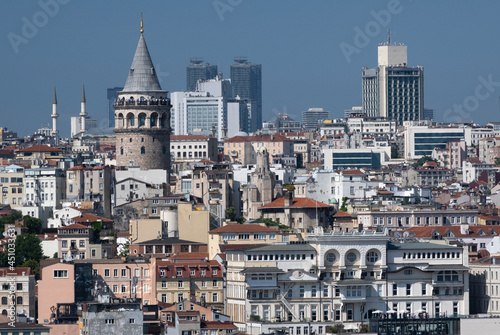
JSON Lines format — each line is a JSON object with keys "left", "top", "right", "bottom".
{"left": 208, "top": 222, "right": 289, "bottom": 259}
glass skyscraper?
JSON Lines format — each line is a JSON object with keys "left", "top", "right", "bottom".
{"left": 186, "top": 58, "right": 218, "bottom": 91}
{"left": 230, "top": 58, "right": 262, "bottom": 132}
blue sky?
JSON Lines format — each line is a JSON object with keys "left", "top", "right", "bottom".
{"left": 1, "top": 0, "right": 500, "bottom": 137}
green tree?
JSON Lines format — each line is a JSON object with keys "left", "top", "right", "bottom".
{"left": 225, "top": 207, "right": 237, "bottom": 221}
{"left": 23, "top": 215, "right": 42, "bottom": 234}
{"left": 119, "top": 240, "right": 130, "bottom": 257}
{"left": 340, "top": 197, "right": 348, "bottom": 212}
{"left": 15, "top": 233, "right": 43, "bottom": 266}
{"left": 391, "top": 145, "right": 399, "bottom": 159}
{"left": 0, "top": 211, "right": 22, "bottom": 232}
{"left": 412, "top": 156, "right": 436, "bottom": 167}
{"left": 21, "top": 259, "right": 40, "bottom": 280}
{"left": 91, "top": 221, "right": 103, "bottom": 243}
{"left": 495, "top": 157, "right": 500, "bottom": 166}
{"left": 0, "top": 252, "right": 7, "bottom": 267}
{"left": 284, "top": 184, "right": 295, "bottom": 192}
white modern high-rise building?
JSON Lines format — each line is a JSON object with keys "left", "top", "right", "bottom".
{"left": 171, "top": 76, "right": 232, "bottom": 140}
{"left": 362, "top": 41, "right": 424, "bottom": 125}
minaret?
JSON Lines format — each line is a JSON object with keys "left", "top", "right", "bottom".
{"left": 51, "top": 86, "right": 59, "bottom": 145}
{"left": 80, "top": 83, "right": 87, "bottom": 134}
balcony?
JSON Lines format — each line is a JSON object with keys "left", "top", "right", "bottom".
{"left": 114, "top": 98, "right": 170, "bottom": 108}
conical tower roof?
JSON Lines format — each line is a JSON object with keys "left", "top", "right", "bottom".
{"left": 122, "top": 34, "right": 163, "bottom": 92}
{"left": 53, "top": 86, "right": 57, "bottom": 104}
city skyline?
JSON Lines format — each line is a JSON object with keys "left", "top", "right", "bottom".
{"left": 2, "top": 0, "right": 500, "bottom": 137}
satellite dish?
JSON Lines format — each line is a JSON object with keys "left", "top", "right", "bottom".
{"left": 403, "top": 231, "right": 409, "bottom": 238}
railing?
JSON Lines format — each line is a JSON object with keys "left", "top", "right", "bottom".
{"left": 115, "top": 98, "right": 170, "bottom": 107}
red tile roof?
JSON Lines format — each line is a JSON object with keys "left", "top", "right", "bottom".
{"left": 225, "top": 134, "right": 292, "bottom": 143}
{"left": 333, "top": 211, "right": 352, "bottom": 218}
{"left": 73, "top": 213, "right": 113, "bottom": 223}
{"left": 340, "top": 169, "right": 365, "bottom": 175}
{"left": 58, "top": 223, "right": 90, "bottom": 230}
{"left": 201, "top": 321, "right": 238, "bottom": 329}
{"left": 260, "top": 197, "right": 329, "bottom": 209}
{"left": 171, "top": 135, "right": 212, "bottom": 140}
{"left": 210, "top": 223, "right": 277, "bottom": 234}
{"left": 0, "top": 267, "right": 31, "bottom": 276}
{"left": 19, "top": 144, "right": 62, "bottom": 153}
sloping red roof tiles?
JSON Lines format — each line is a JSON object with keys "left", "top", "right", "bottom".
{"left": 210, "top": 223, "right": 277, "bottom": 234}
{"left": 260, "top": 197, "right": 329, "bottom": 209}
{"left": 19, "top": 144, "right": 62, "bottom": 153}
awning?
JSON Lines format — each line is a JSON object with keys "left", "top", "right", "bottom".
{"left": 343, "top": 323, "right": 359, "bottom": 331}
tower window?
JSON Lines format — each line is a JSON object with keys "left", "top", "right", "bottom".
{"left": 139, "top": 115, "right": 146, "bottom": 126}
{"left": 141, "top": 147, "right": 145, "bottom": 154}
{"left": 120, "top": 147, "right": 123, "bottom": 155}
{"left": 129, "top": 138, "right": 132, "bottom": 142}
{"left": 141, "top": 138, "right": 144, "bottom": 142}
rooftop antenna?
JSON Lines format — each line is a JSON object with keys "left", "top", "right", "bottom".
{"left": 388, "top": 29, "right": 391, "bottom": 45}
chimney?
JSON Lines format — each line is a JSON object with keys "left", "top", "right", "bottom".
{"left": 284, "top": 191, "right": 293, "bottom": 207}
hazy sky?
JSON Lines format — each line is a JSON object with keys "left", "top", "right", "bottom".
{"left": 1, "top": 0, "right": 500, "bottom": 137}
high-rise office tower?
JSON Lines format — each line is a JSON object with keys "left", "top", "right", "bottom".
{"left": 186, "top": 58, "right": 218, "bottom": 91}
{"left": 362, "top": 38, "right": 423, "bottom": 125}
{"left": 302, "top": 108, "right": 330, "bottom": 130}
{"left": 171, "top": 76, "right": 231, "bottom": 140}
{"left": 230, "top": 57, "right": 262, "bottom": 132}
{"left": 107, "top": 87, "right": 123, "bottom": 128}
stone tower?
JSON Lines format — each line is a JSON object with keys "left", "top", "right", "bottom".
{"left": 241, "top": 147, "right": 279, "bottom": 219}
{"left": 114, "top": 18, "right": 172, "bottom": 172}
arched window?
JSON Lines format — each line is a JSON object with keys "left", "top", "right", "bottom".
{"left": 139, "top": 114, "right": 146, "bottom": 127}
{"left": 141, "top": 147, "right": 145, "bottom": 154}
{"left": 120, "top": 147, "right": 124, "bottom": 155}
{"left": 141, "top": 138, "right": 144, "bottom": 142}
{"left": 366, "top": 251, "right": 379, "bottom": 264}
{"left": 346, "top": 252, "right": 357, "bottom": 263}
{"left": 151, "top": 113, "right": 158, "bottom": 127}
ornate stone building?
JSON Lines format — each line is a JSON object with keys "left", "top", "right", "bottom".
{"left": 114, "top": 20, "right": 172, "bottom": 173}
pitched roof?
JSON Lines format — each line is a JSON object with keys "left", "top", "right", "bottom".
{"left": 210, "top": 223, "right": 277, "bottom": 234}
{"left": 260, "top": 196, "right": 329, "bottom": 209}
{"left": 19, "top": 144, "right": 62, "bottom": 153}
{"left": 58, "top": 223, "right": 90, "bottom": 230}
{"left": 340, "top": 169, "right": 365, "bottom": 175}
{"left": 0, "top": 267, "right": 31, "bottom": 276}
{"left": 224, "top": 134, "right": 292, "bottom": 143}
{"left": 171, "top": 135, "right": 212, "bottom": 141}
{"left": 122, "top": 34, "right": 163, "bottom": 92}
{"left": 73, "top": 213, "right": 113, "bottom": 223}
{"left": 333, "top": 211, "right": 352, "bottom": 218}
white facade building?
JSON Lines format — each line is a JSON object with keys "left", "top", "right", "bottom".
{"left": 226, "top": 228, "right": 469, "bottom": 333}
{"left": 21, "top": 168, "right": 65, "bottom": 224}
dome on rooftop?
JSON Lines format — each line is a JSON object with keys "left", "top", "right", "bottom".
{"left": 232, "top": 131, "right": 249, "bottom": 137}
